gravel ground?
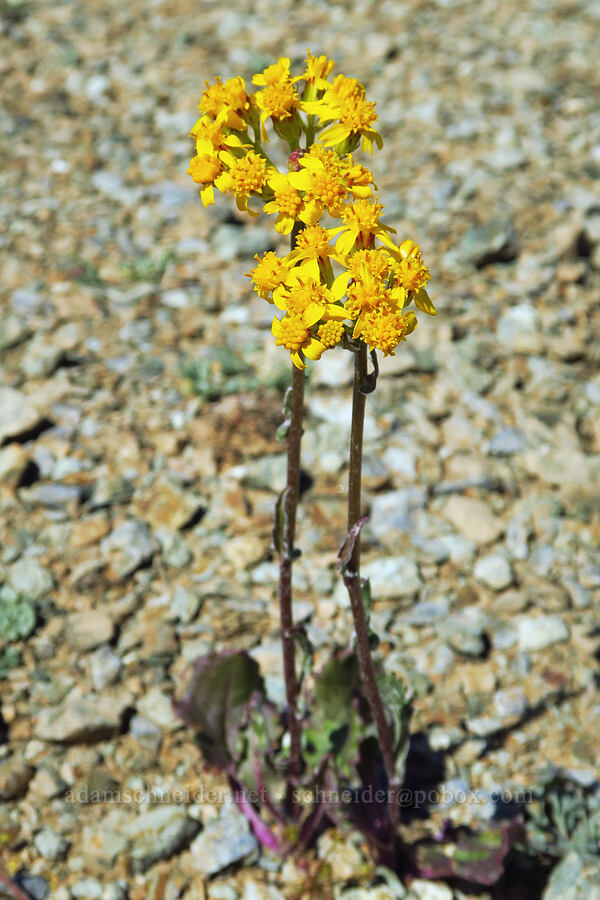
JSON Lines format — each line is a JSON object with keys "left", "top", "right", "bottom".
{"left": 1, "top": 0, "right": 600, "bottom": 898}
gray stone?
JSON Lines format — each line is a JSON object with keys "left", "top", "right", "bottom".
{"left": 124, "top": 804, "right": 200, "bottom": 872}
{"left": 90, "top": 646, "right": 122, "bottom": 690}
{"left": 494, "top": 687, "right": 528, "bottom": 719}
{"left": 21, "top": 483, "right": 83, "bottom": 509}
{"left": 361, "top": 556, "right": 422, "bottom": 599}
{"left": 562, "top": 577, "right": 592, "bottom": 609}
{"left": 189, "top": 801, "right": 258, "bottom": 876}
{"left": 171, "top": 586, "right": 201, "bottom": 623}
{"left": 438, "top": 607, "right": 488, "bottom": 658}
{"left": 497, "top": 304, "right": 544, "bottom": 354}
{"left": 35, "top": 690, "right": 133, "bottom": 742}
{"left": 0, "top": 387, "right": 46, "bottom": 444}
{"left": 439, "top": 533, "right": 477, "bottom": 568}
{"left": 542, "top": 850, "right": 600, "bottom": 900}
{"left": 517, "top": 615, "right": 570, "bottom": 652}
{"left": 0, "top": 755, "right": 33, "bottom": 800}
{"left": 405, "top": 597, "right": 449, "bottom": 626}
{"left": 409, "top": 880, "right": 453, "bottom": 900}
{"left": 442, "top": 495, "right": 504, "bottom": 545}
{"left": 100, "top": 519, "right": 158, "bottom": 580}
{"left": 7, "top": 558, "right": 54, "bottom": 600}
{"left": 473, "top": 554, "right": 514, "bottom": 590}
{"left": 459, "top": 219, "right": 519, "bottom": 267}
{"left": 211, "top": 224, "right": 273, "bottom": 261}
{"left": 136, "top": 686, "right": 181, "bottom": 732}
{"left": 71, "top": 879, "right": 104, "bottom": 900}
{"left": 34, "top": 827, "right": 69, "bottom": 861}
{"left": 489, "top": 427, "right": 527, "bottom": 456}
{"left": 65, "top": 610, "right": 114, "bottom": 651}
{"left": 369, "top": 488, "right": 427, "bottom": 538}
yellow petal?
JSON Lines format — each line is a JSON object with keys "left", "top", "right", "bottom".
{"left": 413, "top": 288, "right": 436, "bottom": 316}
{"left": 331, "top": 271, "right": 352, "bottom": 301}
{"left": 303, "top": 338, "right": 326, "bottom": 361}
{"left": 291, "top": 351, "right": 306, "bottom": 370}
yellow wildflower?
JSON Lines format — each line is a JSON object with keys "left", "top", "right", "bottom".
{"left": 190, "top": 116, "right": 249, "bottom": 155}
{"left": 303, "top": 74, "right": 383, "bottom": 155}
{"left": 199, "top": 76, "right": 250, "bottom": 130}
{"left": 287, "top": 224, "right": 341, "bottom": 267}
{"left": 252, "top": 57, "right": 292, "bottom": 87}
{"left": 187, "top": 152, "right": 230, "bottom": 207}
{"left": 263, "top": 171, "right": 306, "bottom": 234}
{"left": 271, "top": 315, "right": 326, "bottom": 370}
{"left": 253, "top": 57, "right": 301, "bottom": 142}
{"left": 390, "top": 240, "right": 430, "bottom": 292}
{"left": 246, "top": 252, "right": 292, "bottom": 300}
{"left": 218, "top": 149, "right": 269, "bottom": 214}
{"left": 273, "top": 275, "right": 349, "bottom": 326}
{"left": 359, "top": 310, "right": 417, "bottom": 356}
{"left": 292, "top": 49, "right": 335, "bottom": 91}
{"left": 288, "top": 155, "right": 348, "bottom": 221}
{"left": 329, "top": 199, "right": 396, "bottom": 256}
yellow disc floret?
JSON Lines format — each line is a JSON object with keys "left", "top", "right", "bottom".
{"left": 318, "top": 320, "right": 345, "bottom": 348}
{"left": 274, "top": 315, "right": 310, "bottom": 351}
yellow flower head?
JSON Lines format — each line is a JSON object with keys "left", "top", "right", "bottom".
{"left": 360, "top": 310, "right": 417, "bottom": 356}
{"left": 289, "top": 155, "right": 348, "bottom": 221}
{"left": 287, "top": 224, "right": 337, "bottom": 263}
{"left": 263, "top": 171, "right": 305, "bottom": 234}
{"left": 303, "top": 74, "right": 383, "bottom": 155}
{"left": 246, "top": 251, "right": 292, "bottom": 300}
{"left": 271, "top": 315, "right": 326, "bottom": 370}
{"left": 390, "top": 239, "right": 430, "bottom": 293}
{"left": 221, "top": 149, "right": 269, "bottom": 213}
{"left": 346, "top": 248, "right": 391, "bottom": 282}
{"left": 330, "top": 198, "right": 396, "bottom": 256}
{"left": 187, "top": 153, "right": 229, "bottom": 206}
{"left": 199, "top": 76, "right": 250, "bottom": 130}
{"left": 252, "top": 57, "right": 292, "bottom": 87}
{"left": 293, "top": 49, "right": 335, "bottom": 90}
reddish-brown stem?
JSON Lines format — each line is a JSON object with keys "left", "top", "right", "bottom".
{"left": 345, "top": 341, "right": 400, "bottom": 829}
{"left": 276, "top": 221, "right": 307, "bottom": 790}
{"left": 278, "top": 362, "right": 304, "bottom": 785}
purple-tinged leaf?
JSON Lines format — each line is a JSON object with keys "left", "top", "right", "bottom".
{"left": 415, "top": 819, "right": 526, "bottom": 886}
{"left": 173, "top": 650, "right": 264, "bottom": 770}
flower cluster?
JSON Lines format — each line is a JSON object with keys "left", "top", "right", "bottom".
{"left": 188, "top": 52, "right": 435, "bottom": 369}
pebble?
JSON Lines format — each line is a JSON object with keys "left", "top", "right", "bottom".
{"left": 90, "top": 646, "right": 122, "bottom": 690}
{"left": 0, "top": 755, "right": 33, "bottom": 800}
{"left": 497, "top": 304, "right": 544, "bottom": 354}
{"left": 517, "top": 615, "right": 570, "bottom": 652}
{"left": 100, "top": 519, "right": 159, "bottom": 580}
{"left": 7, "top": 558, "right": 54, "bottom": 600}
{"left": 489, "top": 426, "right": 527, "bottom": 456}
{"left": 473, "top": 554, "right": 514, "bottom": 590}
{"left": 188, "top": 802, "right": 258, "bottom": 876}
{"left": 65, "top": 610, "right": 115, "bottom": 651}
{"left": 542, "top": 850, "right": 600, "bottom": 900}
{"left": 442, "top": 495, "right": 504, "bottom": 545}
{"left": 0, "top": 443, "right": 29, "bottom": 486}
{"left": 360, "top": 556, "right": 422, "bottom": 599}
{"left": 0, "top": 387, "right": 46, "bottom": 443}
{"left": 34, "top": 826, "right": 70, "bottom": 860}
{"left": 409, "top": 881, "right": 453, "bottom": 900}
{"left": 35, "top": 690, "right": 134, "bottom": 742}
{"left": 494, "top": 687, "right": 528, "bottom": 719}
{"left": 124, "top": 805, "right": 200, "bottom": 872}
{"left": 458, "top": 218, "right": 519, "bottom": 267}
{"left": 136, "top": 686, "right": 181, "bottom": 732}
